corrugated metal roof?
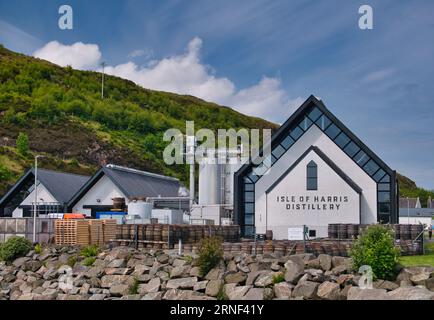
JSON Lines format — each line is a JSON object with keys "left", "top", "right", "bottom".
{"left": 33, "top": 168, "right": 90, "bottom": 203}
{"left": 399, "top": 208, "right": 434, "bottom": 217}
{"left": 102, "top": 165, "right": 180, "bottom": 198}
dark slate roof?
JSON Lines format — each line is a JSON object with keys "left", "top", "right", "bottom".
{"left": 35, "top": 169, "right": 90, "bottom": 203}
{"left": 265, "top": 146, "right": 363, "bottom": 195}
{"left": 398, "top": 208, "right": 434, "bottom": 217}
{"left": 68, "top": 165, "right": 180, "bottom": 208}
{"left": 0, "top": 168, "right": 90, "bottom": 206}
{"left": 399, "top": 197, "right": 420, "bottom": 209}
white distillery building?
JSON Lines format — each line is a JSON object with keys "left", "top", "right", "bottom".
{"left": 234, "top": 96, "right": 399, "bottom": 239}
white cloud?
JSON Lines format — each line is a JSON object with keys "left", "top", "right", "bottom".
{"left": 230, "top": 77, "right": 304, "bottom": 121}
{"left": 128, "top": 48, "right": 153, "bottom": 59}
{"left": 363, "top": 68, "right": 395, "bottom": 83}
{"left": 33, "top": 41, "right": 101, "bottom": 70}
{"left": 33, "top": 38, "right": 303, "bottom": 122}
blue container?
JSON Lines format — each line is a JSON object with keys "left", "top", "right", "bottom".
{"left": 96, "top": 211, "right": 127, "bottom": 224}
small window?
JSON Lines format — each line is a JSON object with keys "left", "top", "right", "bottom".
{"left": 316, "top": 115, "right": 331, "bottom": 130}
{"left": 307, "top": 160, "right": 318, "bottom": 190}
{"left": 309, "top": 229, "right": 316, "bottom": 237}
{"left": 272, "top": 144, "right": 285, "bottom": 159}
{"left": 334, "top": 132, "right": 350, "bottom": 148}
{"left": 344, "top": 141, "right": 360, "bottom": 158}
{"left": 300, "top": 117, "right": 313, "bottom": 131}
{"left": 325, "top": 124, "right": 341, "bottom": 140}
{"left": 307, "top": 107, "right": 322, "bottom": 122}
{"left": 281, "top": 135, "right": 295, "bottom": 149}
{"left": 290, "top": 126, "right": 304, "bottom": 140}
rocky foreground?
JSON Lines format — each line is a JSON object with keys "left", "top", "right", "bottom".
{"left": 0, "top": 246, "right": 433, "bottom": 300}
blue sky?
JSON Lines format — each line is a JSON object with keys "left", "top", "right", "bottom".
{"left": 0, "top": 0, "right": 433, "bottom": 190}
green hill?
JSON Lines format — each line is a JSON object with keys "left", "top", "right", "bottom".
{"left": 0, "top": 44, "right": 432, "bottom": 204}
{"left": 0, "top": 44, "right": 276, "bottom": 195}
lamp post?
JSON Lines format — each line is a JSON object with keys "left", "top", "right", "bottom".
{"left": 33, "top": 155, "right": 44, "bottom": 243}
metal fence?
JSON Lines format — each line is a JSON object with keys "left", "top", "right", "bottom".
{"left": 0, "top": 217, "right": 55, "bottom": 244}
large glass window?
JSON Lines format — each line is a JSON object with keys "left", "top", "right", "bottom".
{"left": 289, "top": 126, "right": 303, "bottom": 140}
{"left": 307, "top": 161, "right": 318, "bottom": 190}
{"left": 334, "top": 132, "right": 350, "bottom": 148}
{"left": 315, "top": 115, "right": 331, "bottom": 130}
{"left": 300, "top": 117, "right": 313, "bottom": 131}
{"left": 307, "top": 107, "right": 322, "bottom": 121}
{"left": 353, "top": 150, "right": 370, "bottom": 167}
{"left": 271, "top": 144, "right": 285, "bottom": 159}
{"left": 325, "top": 123, "right": 341, "bottom": 140}
{"left": 281, "top": 135, "right": 294, "bottom": 150}
{"left": 344, "top": 141, "right": 360, "bottom": 158}
{"left": 363, "top": 159, "right": 380, "bottom": 176}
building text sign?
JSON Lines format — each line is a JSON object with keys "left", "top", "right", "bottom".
{"left": 276, "top": 195, "right": 349, "bottom": 211}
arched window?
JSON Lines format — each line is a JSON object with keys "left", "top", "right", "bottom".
{"left": 307, "top": 161, "right": 317, "bottom": 190}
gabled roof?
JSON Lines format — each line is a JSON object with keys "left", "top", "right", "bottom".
{"left": 399, "top": 197, "right": 421, "bottom": 209}
{"left": 265, "top": 146, "right": 362, "bottom": 194}
{"left": 235, "top": 95, "right": 394, "bottom": 180}
{"left": 68, "top": 164, "right": 180, "bottom": 208}
{"left": 398, "top": 208, "right": 434, "bottom": 217}
{"left": 0, "top": 168, "right": 90, "bottom": 206}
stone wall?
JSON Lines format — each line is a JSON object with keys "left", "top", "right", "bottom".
{"left": 0, "top": 246, "right": 433, "bottom": 300}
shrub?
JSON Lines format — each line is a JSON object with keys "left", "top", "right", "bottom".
{"left": 272, "top": 272, "right": 285, "bottom": 284}
{"left": 34, "top": 243, "right": 42, "bottom": 254}
{"left": 83, "top": 257, "right": 96, "bottom": 266}
{"left": 16, "top": 132, "right": 29, "bottom": 156}
{"left": 0, "top": 163, "right": 13, "bottom": 181}
{"left": 183, "top": 255, "right": 193, "bottom": 263}
{"left": 216, "top": 284, "right": 228, "bottom": 301}
{"left": 67, "top": 255, "right": 78, "bottom": 267}
{"left": 197, "top": 236, "right": 223, "bottom": 277}
{"left": 80, "top": 245, "right": 99, "bottom": 258}
{"left": 129, "top": 277, "right": 139, "bottom": 294}
{"left": 350, "top": 224, "right": 400, "bottom": 280}
{"left": 0, "top": 236, "right": 32, "bottom": 262}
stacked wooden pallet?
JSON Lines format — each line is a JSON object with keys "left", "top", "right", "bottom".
{"left": 102, "top": 219, "right": 117, "bottom": 242}
{"left": 89, "top": 220, "right": 104, "bottom": 245}
{"left": 55, "top": 220, "right": 89, "bottom": 245}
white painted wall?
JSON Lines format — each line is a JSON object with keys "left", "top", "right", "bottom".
{"left": 399, "top": 217, "right": 432, "bottom": 226}
{"left": 72, "top": 175, "right": 127, "bottom": 217}
{"left": 12, "top": 183, "right": 58, "bottom": 217}
{"left": 266, "top": 150, "right": 360, "bottom": 239}
{"left": 254, "top": 125, "right": 377, "bottom": 237}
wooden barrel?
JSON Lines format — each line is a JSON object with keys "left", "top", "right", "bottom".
{"left": 328, "top": 224, "right": 338, "bottom": 238}
{"left": 400, "top": 225, "right": 410, "bottom": 240}
{"left": 330, "top": 242, "right": 340, "bottom": 256}
{"left": 274, "top": 242, "right": 285, "bottom": 256}
{"left": 393, "top": 224, "right": 400, "bottom": 239}
{"left": 231, "top": 243, "right": 241, "bottom": 253}
{"left": 337, "top": 224, "right": 348, "bottom": 239}
{"left": 195, "top": 226, "right": 204, "bottom": 242}
{"left": 184, "top": 243, "right": 192, "bottom": 253}
{"left": 410, "top": 224, "right": 423, "bottom": 240}
{"left": 186, "top": 226, "right": 195, "bottom": 243}
{"left": 153, "top": 224, "right": 162, "bottom": 242}
{"left": 263, "top": 241, "right": 273, "bottom": 254}
{"left": 254, "top": 242, "right": 264, "bottom": 254}
{"left": 223, "top": 243, "right": 232, "bottom": 253}
{"left": 112, "top": 197, "right": 126, "bottom": 210}
{"left": 241, "top": 242, "right": 252, "bottom": 254}
{"left": 347, "top": 224, "right": 359, "bottom": 239}
{"left": 144, "top": 224, "right": 152, "bottom": 240}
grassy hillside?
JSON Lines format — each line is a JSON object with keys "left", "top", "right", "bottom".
{"left": 397, "top": 173, "right": 434, "bottom": 207}
{"left": 0, "top": 44, "right": 277, "bottom": 195}
{"left": 0, "top": 44, "right": 432, "bottom": 203}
